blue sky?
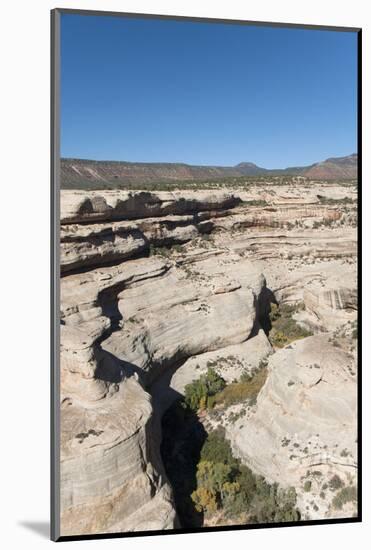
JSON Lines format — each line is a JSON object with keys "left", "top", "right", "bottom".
{"left": 61, "top": 14, "right": 357, "bottom": 168}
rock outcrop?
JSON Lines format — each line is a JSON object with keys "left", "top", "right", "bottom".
{"left": 60, "top": 257, "right": 178, "bottom": 535}
{"left": 60, "top": 190, "right": 240, "bottom": 224}
{"left": 60, "top": 192, "right": 267, "bottom": 535}
{"left": 61, "top": 377, "right": 175, "bottom": 535}
{"left": 59, "top": 181, "right": 358, "bottom": 534}
{"left": 228, "top": 334, "right": 357, "bottom": 520}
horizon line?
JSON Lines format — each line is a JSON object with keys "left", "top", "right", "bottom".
{"left": 60, "top": 152, "right": 357, "bottom": 171}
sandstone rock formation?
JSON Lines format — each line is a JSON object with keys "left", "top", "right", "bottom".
{"left": 228, "top": 334, "right": 357, "bottom": 520}
{"left": 59, "top": 180, "right": 358, "bottom": 534}
{"left": 60, "top": 257, "right": 178, "bottom": 535}
{"left": 60, "top": 189, "right": 240, "bottom": 224}
{"left": 61, "top": 377, "right": 175, "bottom": 535}
{"left": 59, "top": 190, "right": 265, "bottom": 535}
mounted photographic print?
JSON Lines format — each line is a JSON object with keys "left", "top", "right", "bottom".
{"left": 51, "top": 9, "right": 361, "bottom": 541}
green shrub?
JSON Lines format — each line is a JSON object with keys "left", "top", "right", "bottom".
{"left": 196, "top": 460, "right": 233, "bottom": 493}
{"left": 200, "top": 429, "right": 238, "bottom": 468}
{"left": 329, "top": 475, "right": 344, "bottom": 492}
{"left": 149, "top": 242, "right": 184, "bottom": 257}
{"left": 193, "top": 428, "right": 300, "bottom": 523}
{"left": 191, "top": 486, "right": 218, "bottom": 513}
{"left": 332, "top": 486, "right": 357, "bottom": 510}
{"left": 304, "top": 480, "right": 312, "bottom": 492}
{"left": 149, "top": 244, "right": 170, "bottom": 257}
{"left": 269, "top": 302, "right": 312, "bottom": 348}
{"left": 184, "top": 368, "right": 226, "bottom": 411}
{"left": 249, "top": 483, "right": 300, "bottom": 524}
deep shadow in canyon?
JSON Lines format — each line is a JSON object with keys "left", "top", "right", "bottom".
{"left": 160, "top": 400, "right": 207, "bottom": 528}
{"left": 257, "top": 284, "right": 277, "bottom": 335}
{"left": 158, "top": 284, "right": 278, "bottom": 528}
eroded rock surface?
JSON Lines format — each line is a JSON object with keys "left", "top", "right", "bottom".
{"left": 228, "top": 334, "right": 357, "bottom": 520}
{"left": 60, "top": 257, "right": 178, "bottom": 535}
{"left": 60, "top": 181, "right": 358, "bottom": 534}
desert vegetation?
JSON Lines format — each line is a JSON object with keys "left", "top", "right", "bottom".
{"left": 184, "top": 366, "right": 268, "bottom": 412}
{"left": 192, "top": 428, "right": 300, "bottom": 525}
{"left": 160, "top": 366, "right": 294, "bottom": 526}
{"left": 268, "top": 302, "right": 312, "bottom": 348}
{"left": 332, "top": 485, "right": 357, "bottom": 510}
{"left": 161, "top": 401, "right": 301, "bottom": 527}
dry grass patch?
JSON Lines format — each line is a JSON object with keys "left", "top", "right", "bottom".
{"left": 269, "top": 302, "right": 312, "bottom": 348}
{"left": 208, "top": 367, "right": 268, "bottom": 408}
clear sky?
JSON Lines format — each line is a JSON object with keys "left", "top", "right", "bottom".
{"left": 60, "top": 13, "right": 357, "bottom": 168}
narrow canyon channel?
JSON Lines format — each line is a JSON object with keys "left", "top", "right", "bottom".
{"left": 59, "top": 184, "right": 358, "bottom": 535}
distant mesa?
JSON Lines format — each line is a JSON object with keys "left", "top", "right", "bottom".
{"left": 61, "top": 154, "right": 357, "bottom": 188}
{"left": 234, "top": 162, "right": 267, "bottom": 175}
{"left": 235, "top": 154, "right": 357, "bottom": 179}
{"left": 303, "top": 154, "right": 358, "bottom": 180}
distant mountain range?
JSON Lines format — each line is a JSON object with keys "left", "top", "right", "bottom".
{"left": 236, "top": 154, "right": 358, "bottom": 179}
{"left": 61, "top": 153, "right": 357, "bottom": 188}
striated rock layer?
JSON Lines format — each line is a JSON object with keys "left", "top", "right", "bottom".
{"left": 59, "top": 191, "right": 267, "bottom": 535}
{"left": 60, "top": 257, "right": 179, "bottom": 535}
{"left": 61, "top": 377, "right": 175, "bottom": 535}
{"left": 59, "top": 184, "right": 358, "bottom": 534}
{"left": 228, "top": 334, "right": 357, "bottom": 520}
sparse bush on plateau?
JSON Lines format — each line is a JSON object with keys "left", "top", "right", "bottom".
{"left": 208, "top": 367, "right": 268, "bottom": 409}
{"left": 268, "top": 302, "right": 312, "bottom": 348}
{"left": 304, "top": 480, "right": 312, "bottom": 492}
{"left": 329, "top": 474, "right": 344, "bottom": 492}
{"left": 332, "top": 486, "right": 357, "bottom": 510}
{"left": 184, "top": 368, "right": 226, "bottom": 411}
